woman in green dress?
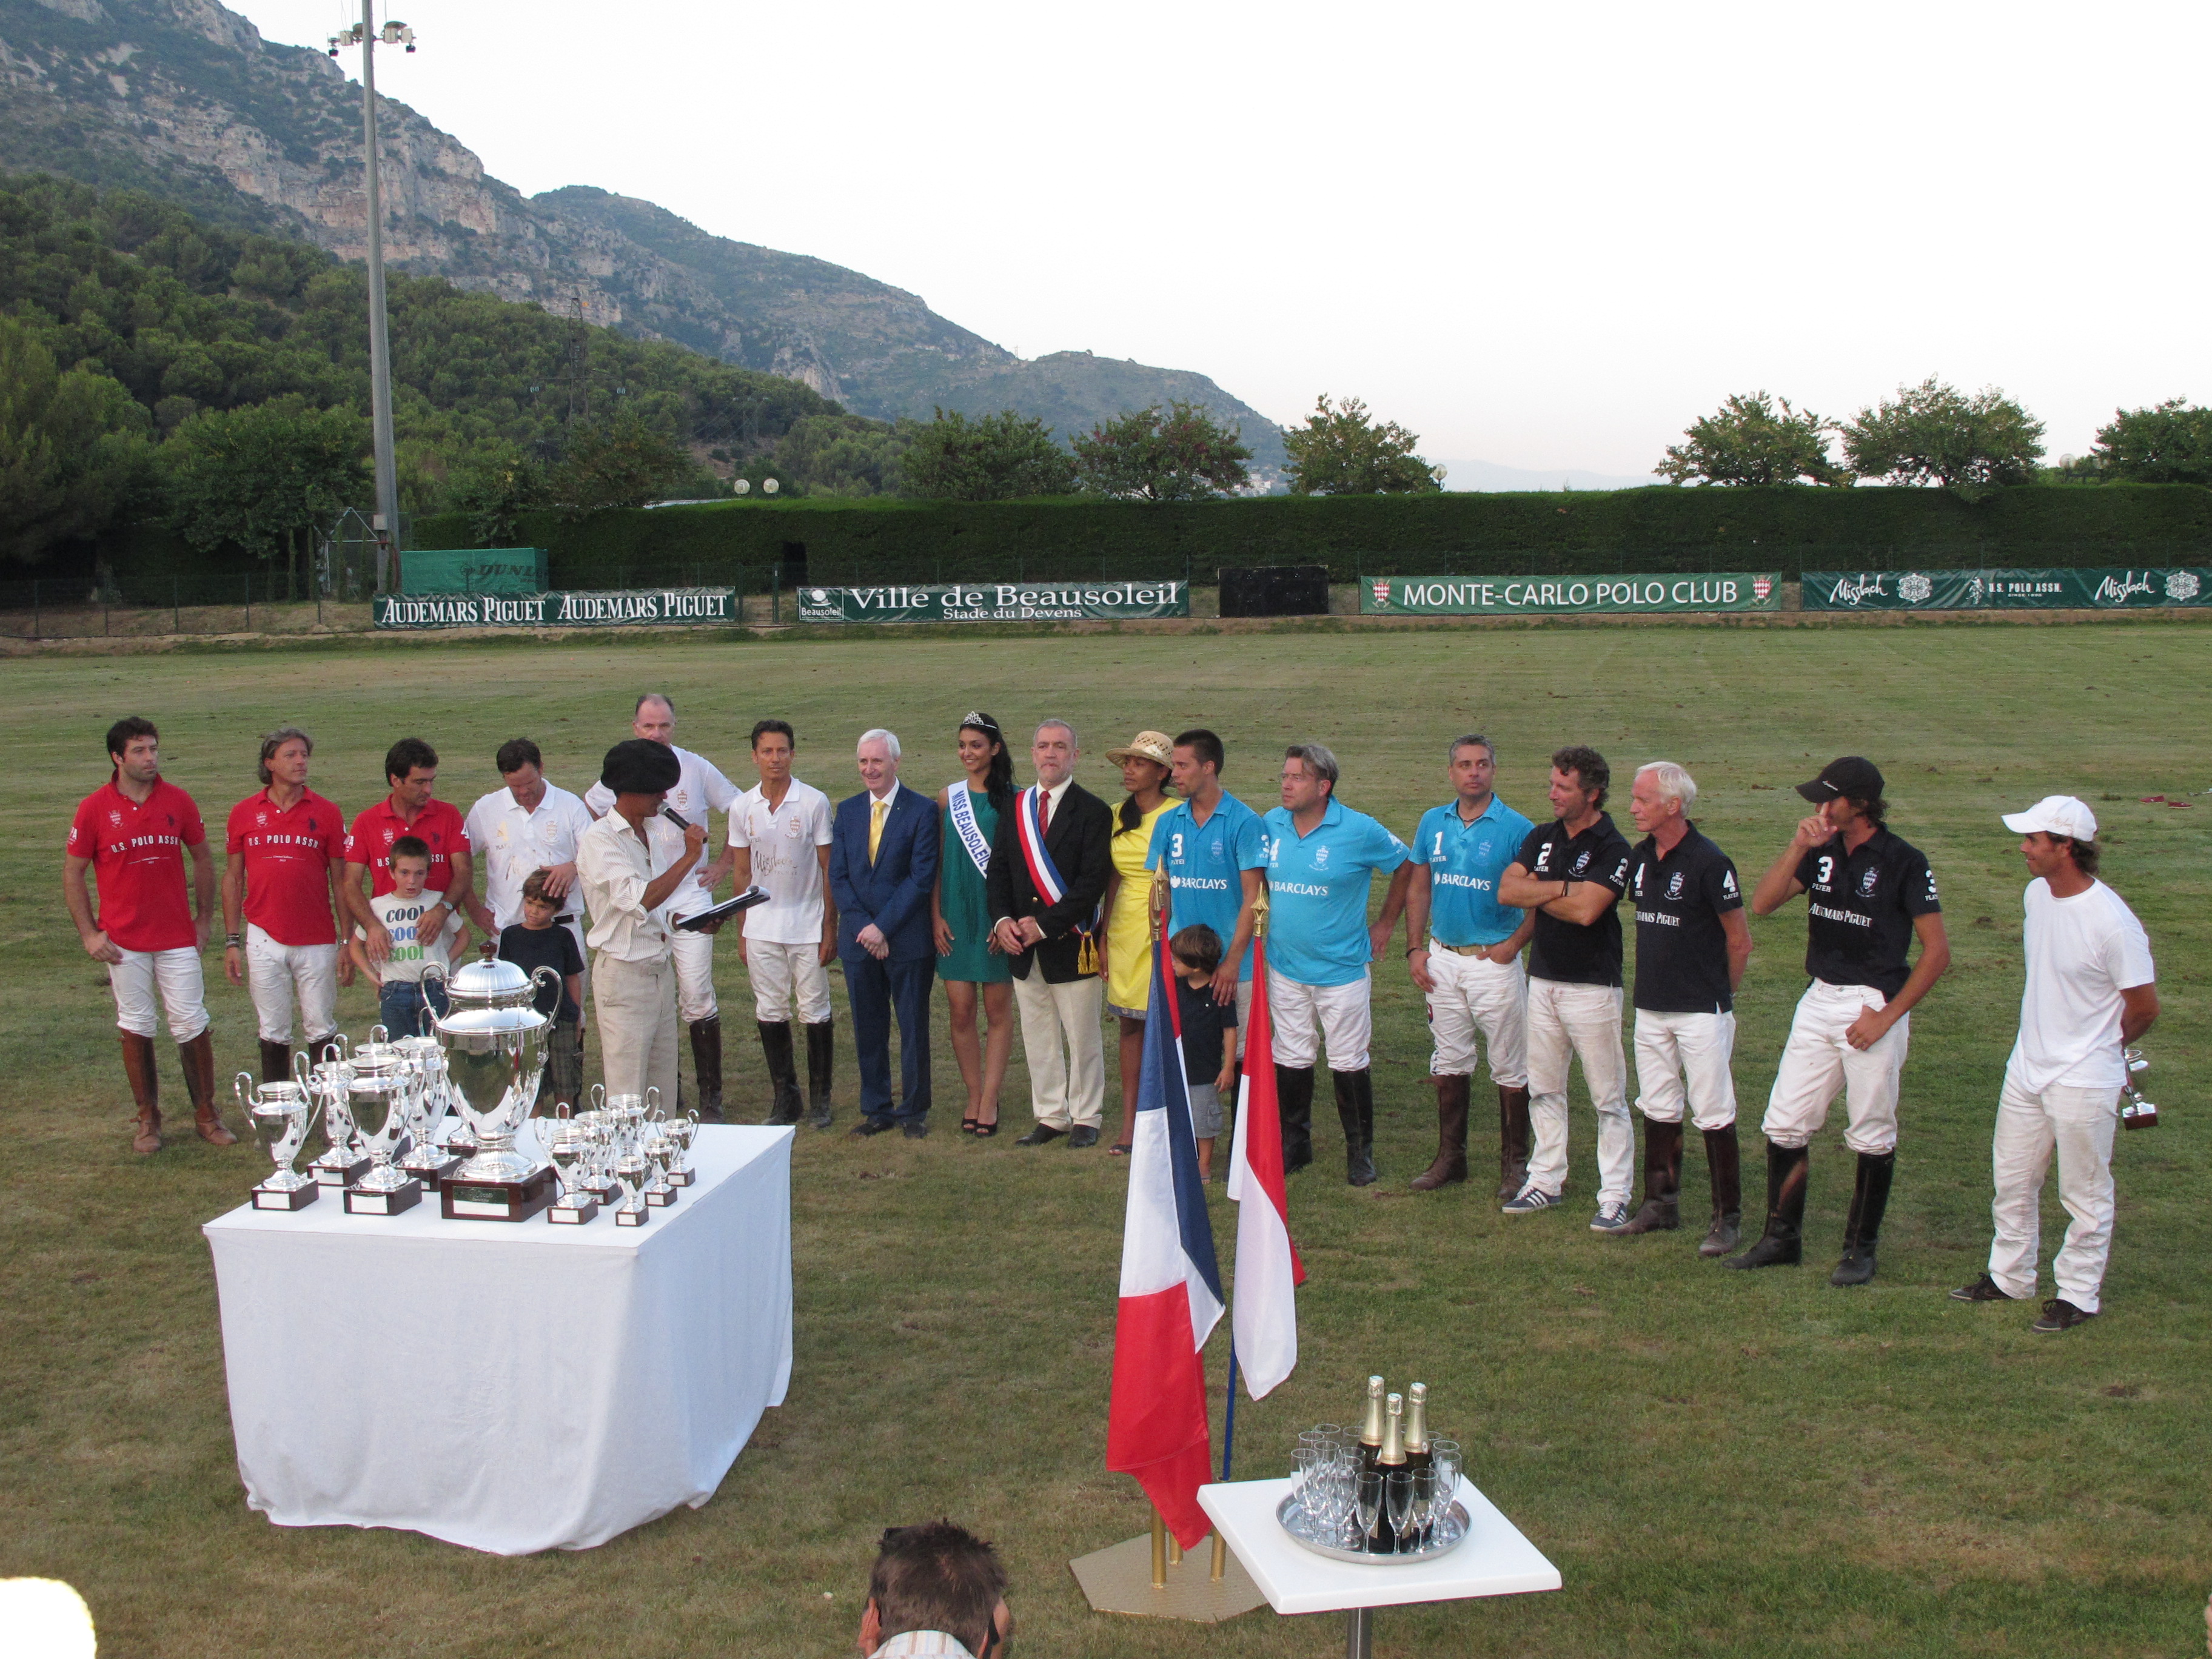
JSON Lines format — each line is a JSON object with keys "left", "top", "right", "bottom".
{"left": 933, "top": 711, "right": 1016, "bottom": 1135}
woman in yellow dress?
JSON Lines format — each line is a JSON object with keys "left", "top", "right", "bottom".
{"left": 1100, "top": 731, "right": 1175, "bottom": 1156}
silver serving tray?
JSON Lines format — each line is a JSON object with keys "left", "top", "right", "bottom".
{"left": 1275, "top": 1489, "right": 1469, "bottom": 1565}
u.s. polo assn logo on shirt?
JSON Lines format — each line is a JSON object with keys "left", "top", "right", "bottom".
{"left": 1312, "top": 844, "right": 1331, "bottom": 869}
{"left": 1859, "top": 867, "right": 1880, "bottom": 896}
{"left": 1667, "top": 870, "right": 1684, "bottom": 898}
{"left": 1572, "top": 851, "right": 1591, "bottom": 874}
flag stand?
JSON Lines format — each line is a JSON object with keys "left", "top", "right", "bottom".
{"left": 1068, "top": 1504, "right": 1265, "bottom": 1623}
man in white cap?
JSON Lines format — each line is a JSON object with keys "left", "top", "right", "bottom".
{"left": 1951, "top": 797, "right": 2157, "bottom": 1332}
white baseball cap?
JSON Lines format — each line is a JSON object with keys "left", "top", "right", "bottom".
{"left": 2001, "top": 795, "right": 2097, "bottom": 840}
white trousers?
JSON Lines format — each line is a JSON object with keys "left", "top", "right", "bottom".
{"left": 110, "top": 945, "right": 209, "bottom": 1041}
{"left": 1988, "top": 1074, "right": 2120, "bottom": 1313}
{"left": 746, "top": 939, "right": 833, "bottom": 1024}
{"left": 244, "top": 923, "right": 339, "bottom": 1044}
{"left": 1762, "top": 980, "right": 1908, "bottom": 1155}
{"left": 1632, "top": 1008, "right": 1738, "bottom": 1130}
{"left": 1269, "top": 971, "right": 1373, "bottom": 1071}
{"left": 1424, "top": 946, "right": 1528, "bottom": 1085}
{"left": 670, "top": 924, "right": 718, "bottom": 1024}
{"left": 593, "top": 952, "right": 681, "bottom": 1110}
{"left": 1013, "top": 971, "right": 1105, "bottom": 1130}
{"left": 1234, "top": 978, "right": 1252, "bottom": 1059}
{"left": 1523, "top": 977, "right": 1632, "bottom": 1205}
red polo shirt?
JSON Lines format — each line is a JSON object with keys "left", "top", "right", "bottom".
{"left": 345, "top": 796, "right": 466, "bottom": 896}
{"left": 227, "top": 787, "right": 345, "bottom": 946}
{"left": 67, "top": 778, "right": 205, "bottom": 953}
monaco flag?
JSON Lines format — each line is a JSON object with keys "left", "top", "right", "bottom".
{"left": 1225, "top": 938, "right": 1304, "bottom": 1399}
{"left": 1105, "top": 937, "right": 1224, "bottom": 1549}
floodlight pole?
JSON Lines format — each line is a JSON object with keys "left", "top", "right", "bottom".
{"left": 357, "top": 0, "right": 402, "bottom": 591}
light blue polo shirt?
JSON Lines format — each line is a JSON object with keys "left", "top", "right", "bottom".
{"left": 1260, "top": 798, "right": 1411, "bottom": 988}
{"left": 1147, "top": 791, "right": 1269, "bottom": 980}
{"left": 1414, "top": 795, "right": 1535, "bottom": 948}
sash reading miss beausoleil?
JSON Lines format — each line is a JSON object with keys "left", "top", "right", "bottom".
{"left": 947, "top": 782, "right": 991, "bottom": 879}
{"left": 1015, "top": 785, "right": 1099, "bottom": 974}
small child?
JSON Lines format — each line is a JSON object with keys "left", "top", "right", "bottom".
{"left": 349, "top": 836, "right": 466, "bottom": 1038}
{"left": 498, "top": 868, "right": 586, "bottom": 1111}
{"left": 1171, "top": 923, "right": 1239, "bottom": 1180}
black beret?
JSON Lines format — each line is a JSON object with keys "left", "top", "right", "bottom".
{"left": 600, "top": 739, "right": 682, "bottom": 796}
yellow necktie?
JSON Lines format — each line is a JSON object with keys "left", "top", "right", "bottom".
{"left": 869, "top": 797, "right": 887, "bottom": 864}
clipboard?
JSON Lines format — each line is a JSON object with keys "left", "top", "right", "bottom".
{"left": 675, "top": 886, "right": 771, "bottom": 932}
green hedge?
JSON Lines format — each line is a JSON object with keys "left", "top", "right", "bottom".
{"left": 407, "top": 485, "right": 2212, "bottom": 590}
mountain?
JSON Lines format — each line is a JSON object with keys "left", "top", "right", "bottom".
{"left": 0, "top": 0, "right": 1288, "bottom": 471}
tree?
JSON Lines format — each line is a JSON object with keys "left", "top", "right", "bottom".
{"left": 1840, "top": 377, "right": 2045, "bottom": 489}
{"left": 162, "top": 398, "right": 367, "bottom": 596}
{"left": 1655, "top": 391, "right": 1848, "bottom": 486}
{"left": 897, "top": 409, "right": 1077, "bottom": 501}
{"left": 446, "top": 444, "right": 549, "bottom": 545}
{"left": 1282, "top": 395, "right": 1442, "bottom": 495}
{"left": 0, "top": 316, "right": 155, "bottom": 564}
{"left": 1071, "top": 400, "right": 1252, "bottom": 501}
{"left": 546, "top": 414, "right": 701, "bottom": 515}
{"left": 2086, "top": 398, "right": 2212, "bottom": 486}
{"left": 773, "top": 413, "right": 909, "bottom": 497}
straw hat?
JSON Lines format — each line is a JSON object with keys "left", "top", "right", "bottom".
{"left": 1105, "top": 729, "right": 1175, "bottom": 768}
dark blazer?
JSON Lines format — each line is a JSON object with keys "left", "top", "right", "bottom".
{"left": 985, "top": 780, "right": 1113, "bottom": 984}
{"left": 828, "top": 783, "right": 940, "bottom": 963}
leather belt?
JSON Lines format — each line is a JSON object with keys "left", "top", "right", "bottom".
{"left": 1432, "top": 940, "right": 1494, "bottom": 956}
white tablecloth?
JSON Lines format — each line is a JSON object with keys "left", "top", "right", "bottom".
{"left": 202, "top": 1125, "right": 793, "bottom": 1554}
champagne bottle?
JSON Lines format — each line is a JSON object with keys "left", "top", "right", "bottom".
{"left": 1374, "top": 1393, "right": 1409, "bottom": 1552}
{"left": 1358, "top": 1376, "right": 1387, "bottom": 1471}
{"left": 1403, "top": 1382, "right": 1432, "bottom": 1476}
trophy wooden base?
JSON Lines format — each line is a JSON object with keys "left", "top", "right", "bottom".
{"left": 614, "top": 1205, "right": 649, "bottom": 1227}
{"left": 666, "top": 1169, "right": 695, "bottom": 1187}
{"left": 345, "top": 1179, "right": 424, "bottom": 1216}
{"left": 646, "top": 1186, "right": 677, "bottom": 1208}
{"left": 583, "top": 1178, "right": 620, "bottom": 1204}
{"left": 546, "top": 1198, "right": 599, "bottom": 1225}
{"left": 312, "top": 1153, "right": 371, "bottom": 1188}
{"left": 403, "top": 1151, "right": 461, "bottom": 1189}
{"left": 253, "top": 1182, "right": 318, "bottom": 1212}
{"left": 441, "top": 1167, "right": 557, "bottom": 1223}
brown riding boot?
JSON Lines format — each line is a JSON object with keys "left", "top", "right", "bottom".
{"left": 1410, "top": 1074, "right": 1470, "bottom": 1190}
{"left": 181, "top": 1030, "right": 234, "bottom": 1145}
{"left": 688, "top": 1015, "right": 726, "bottom": 1122}
{"left": 1698, "top": 1123, "right": 1743, "bottom": 1256}
{"left": 122, "top": 1031, "right": 163, "bottom": 1153}
{"left": 258, "top": 1038, "right": 295, "bottom": 1089}
{"left": 1617, "top": 1118, "right": 1683, "bottom": 1233}
{"left": 1496, "top": 1084, "right": 1532, "bottom": 1202}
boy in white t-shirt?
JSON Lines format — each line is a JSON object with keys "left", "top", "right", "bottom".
{"left": 1951, "top": 797, "right": 2159, "bottom": 1332}
{"left": 348, "top": 836, "right": 468, "bottom": 1037}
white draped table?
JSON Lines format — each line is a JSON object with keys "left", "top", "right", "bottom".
{"left": 202, "top": 1125, "right": 793, "bottom": 1555}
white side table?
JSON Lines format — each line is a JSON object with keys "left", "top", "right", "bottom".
{"left": 1198, "top": 1476, "right": 1560, "bottom": 1658}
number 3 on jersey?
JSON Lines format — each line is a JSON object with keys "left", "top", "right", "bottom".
{"left": 1814, "top": 855, "right": 1835, "bottom": 886}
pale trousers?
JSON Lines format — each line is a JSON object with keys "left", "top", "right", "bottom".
{"left": 593, "top": 952, "right": 682, "bottom": 1110}
{"left": 110, "top": 945, "right": 209, "bottom": 1041}
{"left": 1013, "top": 971, "right": 1105, "bottom": 1130}
{"left": 1988, "top": 1074, "right": 2121, "bottom": 1313}
{"left": 1632, "top": 1008, "right": 1738, "bottom": 1130}
{"left": 244, "top": 923, "right": 339, "bottom": 1044}
{"left": 670, "top": 924, "right": 719, "bottom": 1024}
{"left": 1424, "top": 945, "right": 1529, "bottom": 1085}
{"left": 746, "top": 939, "right": 834, "bottom": 1024}
{"left": 1762, "top": 979, "right": 1908, "bottom": 1155}
{"left": 1268, "top": 971, "right": 1373, "bottom": 1071}
{"left": 1234, "top": 978, "right": 1252, "bottom": 1059}
{"left": 1523, "top": 977, "right": 1632, "bottom": 1206}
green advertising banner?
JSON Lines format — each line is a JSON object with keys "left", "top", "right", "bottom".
{"left": 1803, "top": 567, "right": 2212, "bottom": 611}
{"left": 398, "top": 548, "right": 548, "bottom": 596}
{"left": 1361, "top": 572, "right": 1781, "bottom": 615}
{"left": 793, "top": 580, "right": 1188, "bottom": 623}
{"left": 373, "top": 588, "right": 737, "bottom": 630}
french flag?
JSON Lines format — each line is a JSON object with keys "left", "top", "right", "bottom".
{"left": 1226, "top": 937, "right": 1304, "bottom": 1399}
{"left": 1105, "top": 937, "right": 1224, "bottom": 1549}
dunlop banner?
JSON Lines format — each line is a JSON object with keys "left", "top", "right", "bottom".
{"left": 1803, "top": 568, "right": 2212, "bottom": 612}
{"left": 373, "top": 588, "right": 737, "bottom": 630}
{"left": 793, "top": 580, "right": 1188, "bottom": 623}
{"left": 1361, "top": 572, "right": 1781, "bottom": 615}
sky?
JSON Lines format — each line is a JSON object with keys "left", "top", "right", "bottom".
{"left": 231, "top": 0, "right": 2210, "bottom": 475}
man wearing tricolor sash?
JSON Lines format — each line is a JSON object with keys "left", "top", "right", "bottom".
{"left": 987, "top": 719, "right": 1114, "bottom": 1147}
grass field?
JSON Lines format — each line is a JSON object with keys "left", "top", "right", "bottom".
{"left": 1, "top": 625, "right": 2205, "bottom": 1659}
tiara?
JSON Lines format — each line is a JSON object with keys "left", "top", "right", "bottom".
{"left": 960, "top": 711, "right": 999, "bottom": 733}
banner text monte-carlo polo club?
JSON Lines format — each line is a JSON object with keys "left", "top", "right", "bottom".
{"left": 1362, "top": 573, "right": 1781, "bottom": 615}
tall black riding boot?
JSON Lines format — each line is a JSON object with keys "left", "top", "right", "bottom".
{"left": 1698, "top": 1123, "right": 1743, "bottom": 1256}
{"left": 1276, "top": 1065, "right": 1315, "bottom": 1173}
{"left": 1496, "top": 1084, "right": 1532, "bottom": 1202}
{"left": 688, "top": 1015, "right": 726, "bottom": 1122}
{"left": 1333, "top": 1068, "right": 1377, "bottom": 1187}
{"left": 1410, "top": 1074, "right": 1469, "bottom": 1190}
{"left": 1724, "top": 1141, "right": 1808, "bottom": 1270}
{"left": 756, "top": 1021, "right": 800, "bottom": 1125}
{"left": 1829, "top": 1150, "right": 1897, "bottom": 1285}
{"left": 1618, "top": 1119, "right": 1682, "bottom": 1233}
{"left": 804, "top": 1021, "right": 835, "bottom": 1130}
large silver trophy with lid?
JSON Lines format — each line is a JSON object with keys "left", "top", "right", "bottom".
{"left": 423, "top": 954, "right": 562, "bottom": 1221}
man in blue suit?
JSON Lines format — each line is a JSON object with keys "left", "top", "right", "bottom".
{"left": 829, "top": 728, "right": 940, "bottom": 1136}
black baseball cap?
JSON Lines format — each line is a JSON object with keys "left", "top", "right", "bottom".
{"left": 1795, "top": 756, "right": 1885, "bottom": 804}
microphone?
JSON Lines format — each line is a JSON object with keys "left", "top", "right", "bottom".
{"left": 660, "top": 806, "right": 692, "bottom": 830}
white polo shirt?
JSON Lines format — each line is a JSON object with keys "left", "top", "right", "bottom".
{"left": 464, "top": 782, "right": 595, "bottom": 930}
{"left": 727, "top": 777, "right": 834, "bottom": 945}
{"left": 585, "top": 743, "right": 740, "bottom": 920}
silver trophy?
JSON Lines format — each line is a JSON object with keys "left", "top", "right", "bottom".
{"left": 643, "top": 1123, "right": 679, "bottom": 1207}
{"left": 392, "top": 1034, "right": 459, "bottom": 1185}
{"left": 612, "top": 1147, "right": 651, "bottom": 1226}
{"left": 662, "top": 1111, "right": 698, "bottom": 1187}
{"left": 423, "top": 956, "right": 562, "bottom": 1221}
{"left": 544, "top": 1113, "right": 598, "bottom": 1225}
{"left": 342, "top": 1051, "right": 424, "bottom": 1215}
{"left": 2120, "top": 1048, "right": 2158, "bottom": 1130}
{"left": 305, "top": 1042, "right": 369, "bottom": 1187}
{"left": 241, "top": 1068, "right": 322, "bottom": 1211}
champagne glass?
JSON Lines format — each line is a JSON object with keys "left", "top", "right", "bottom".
{"left": 1353, "top": 1470, "right": 1382, "bottom": 1555}
{"left": 1384, "top": 1470, "right": 1414, "bottom": 1555}
{"left": 1409, "top": 1468, "right": 1437, "bottom": 1552}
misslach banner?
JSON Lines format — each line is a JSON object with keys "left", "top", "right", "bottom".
{"left": 373, "top": 588, "right": 737, "bottom": 630}
{"left": 1803, "top": 568, "right": 2211, "bottom": 611}
{"left": 794, "top": 581, "right": 1188, "bottom": 623}
{"left": 1361, "top": 572, "right": 1780, "bottom": 615}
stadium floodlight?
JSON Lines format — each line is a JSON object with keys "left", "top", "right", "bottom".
{"left": 344, "top": 2, "right": 413, "bottom": 591}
